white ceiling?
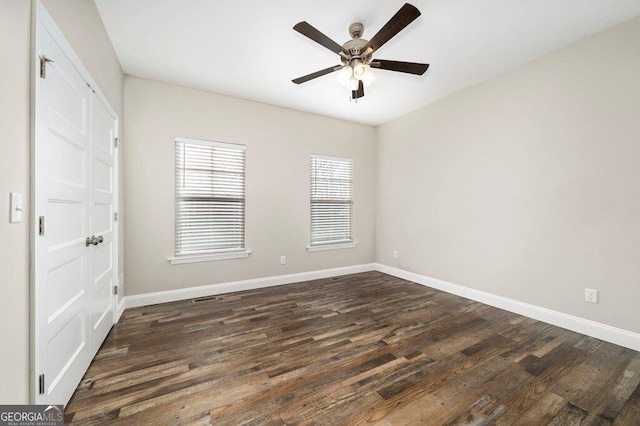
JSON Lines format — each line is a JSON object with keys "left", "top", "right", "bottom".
{"left": 95, "top": 0, "right": 640, "bottom": 126}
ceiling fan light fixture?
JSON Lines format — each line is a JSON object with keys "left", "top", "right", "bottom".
{"left": 348, "top": 77, "right": 359, "bottom": 91}
{"left": 361, "top": 66, "right": 376, "bottom": 88}
{"left": 336, "top": 66, "right": 353, "bottom": 86}
{"left": 352, "top": 60, "right": 367, "bottom": 79}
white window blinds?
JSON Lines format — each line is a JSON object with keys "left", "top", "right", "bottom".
{"left": 175, "top": 138, "right": 246, "bottom": 255}
{"left": 310, "top": 155, "right": 353, "bottom": 245}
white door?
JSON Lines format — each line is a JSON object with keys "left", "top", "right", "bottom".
{"left": 36, "top": 23, "right": 92, "bottom": 406}
{"left": 35, "top": 20, "right": 116, "bottom": 405}
{"left": 89, "top": 95, "right": 116, "bottom": 357}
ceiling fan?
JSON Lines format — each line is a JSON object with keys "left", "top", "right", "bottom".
{"left": 292, "top": 3, "right": 429, "bottom": 101}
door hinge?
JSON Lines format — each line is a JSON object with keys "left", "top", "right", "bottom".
{"left": 39, "top": 216, "right": 45, "bottom": 236}
{"left": 113, "top": 286, "right": 118, "bottom": 295}
{"left": 113, "top": 212, "right": 118, "bottom": 222}
{"left": 114, "top": 137, "right": 119, "bottom": 148}
{"left": 39, "top": 55, "right": 54, "bottom": 79}
{"left": 39, "top": 374, "right": 45, "bottom": 394}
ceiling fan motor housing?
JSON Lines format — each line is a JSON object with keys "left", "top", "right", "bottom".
{"left": 342, "top": 34, "right": 371, "bottom": 65}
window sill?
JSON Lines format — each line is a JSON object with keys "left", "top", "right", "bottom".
{"left": 168, "top": 250, "right": 251, "bottom": 265}
{"left": 307, "top": 242, "right": 358, "bottom": 252}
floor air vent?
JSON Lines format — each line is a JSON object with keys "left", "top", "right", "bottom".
{"left": 193, "top": 295, "right": 217, "bottom": 303}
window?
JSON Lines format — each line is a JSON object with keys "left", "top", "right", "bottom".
{"left": 309, "top": 155, "right": 356, "bottom": 250}
{"left": 172, "top": 137, "right": 248, "bottom": 263}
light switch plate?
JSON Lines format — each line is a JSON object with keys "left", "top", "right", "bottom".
{"left": 10, "top": 193, "right": 23, "bottom": 223}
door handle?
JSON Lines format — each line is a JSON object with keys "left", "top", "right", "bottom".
{"left": 85, "top": 235, "right": 103, "bottom": 246}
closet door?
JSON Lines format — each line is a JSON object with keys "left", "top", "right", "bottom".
{"left": 36, "top": 23, "right": 92, "bottom": 405}
{"left": 88, "top": 94, "right": 116, "bottom": 357}
{"left": 35, "top": 19, "right": 117, "bottom": 405}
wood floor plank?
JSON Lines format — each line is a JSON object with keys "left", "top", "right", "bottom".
{"left": 548, "top": 402, "right": 589, "bottom": 425}
{"left": 614, "top": 376, "right": 640, "bottom": 425}
{"left": 63, "top": 271, "right": 640, "bottom": 424}
{"left": 553, "top": 343, "right": 637, "bottom": 418}
{"left": 508, "top": 392, "right": 567, "bottom": 426}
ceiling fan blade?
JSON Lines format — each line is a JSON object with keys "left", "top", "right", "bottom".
{"left": 371, "top": 59, "right": 429, "bottom": 75}
{"left": 363, "top": 3, "right": 421, "bottom": 55}
{"left": 293, "top": 21, "right": 347, "bottom": 56}
{"left": 352, "top": 80, "right": 365, "bottom": 99}
{"left": 292, "top": 65, "right": 343, "bottom": 84}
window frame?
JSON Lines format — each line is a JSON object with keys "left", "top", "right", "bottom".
{"left": 308, "top": 154, "right": 357, "bottom": 252}
{"left": 169, "top": 137, "right": 250, "bottom": 264}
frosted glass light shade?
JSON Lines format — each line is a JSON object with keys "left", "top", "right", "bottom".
{"left": 336, "top": 67, "right": 353, "bottom": 86}
{"left": 361, "top": 67, "right": 376, "bottom": 87}
{"left": 353, "top": 62, "right": 366, "bottom": 79}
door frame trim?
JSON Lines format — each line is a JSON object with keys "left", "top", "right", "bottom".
{"left": 30, "top": 0, "right": 120, "bottom": 404}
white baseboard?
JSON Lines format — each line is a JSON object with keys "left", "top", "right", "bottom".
{"left": 376, "top": 263, "right": 640, "bottom": 352}
{"left": 123, "top": 263, "right": 377, "bottom": 309}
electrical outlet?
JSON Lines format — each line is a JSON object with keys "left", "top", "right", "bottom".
{"left": 393, "top": 250, "right": 398, "bottom": 259}
{"left": 585, "top": 288, "right": 598, "bottom": 304}
{"left": 280, "top": 256, "right": 286, "bottom": 265}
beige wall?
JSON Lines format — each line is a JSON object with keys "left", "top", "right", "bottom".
{"left": 0, "top": 0, "right": 124, "bottom": 403}
{"left": 376, "top": 16, "right": 640, "bottom": 334}
{"left": 124, "top": 76, "right": 376, "bottom": 296}
{"left": 0, "top": 0, "right": 32, "bottom": 404}
{"left": 42, "top": 0, "right": 125, "bottom": 302}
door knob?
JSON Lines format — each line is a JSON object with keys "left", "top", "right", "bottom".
{"left": 86, "top": 235, "right": 100, "bottom": 246}
{"left": 97, "top": 236, "right": 104, "bottom": 244}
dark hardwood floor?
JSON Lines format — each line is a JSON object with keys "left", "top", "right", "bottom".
{"left": 65, "top": 272, "right": 640, "bottom": 425}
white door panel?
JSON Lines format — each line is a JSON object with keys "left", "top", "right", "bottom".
{"left": 88, "top": 95, "right": 116, "bottom": 358}
{"left": 36, "top": 17, "right": 117, "bottom": 406}
{"left": 92, "top": 202, "right": 112, "bottom": 236}
{"left": 46, "top": 309, "right": 86, "bottom": 397}
{"left": 45, "top": 200, "right": 85, "bottom": 248}
{"left": 46, "top": 130, "right": 85, "bottom": 187}
{"left": 37, "top": 25, "right": 92, "bottom": 406}
{"left": 44, "top": 46, "right": 88, "bottom": 143}
{"left": 46, "top": 255, "right": 84, "bottom": 319}
{"left": 92, "top": 159, "right": 113, "bottom": 194}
